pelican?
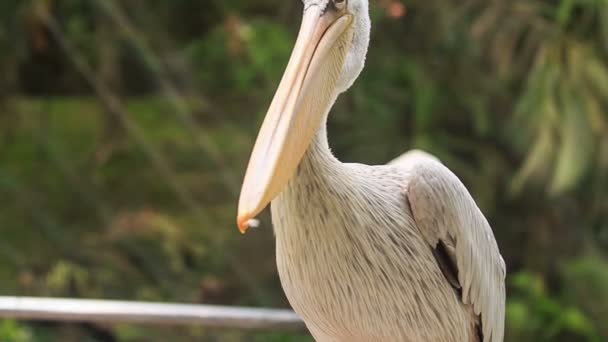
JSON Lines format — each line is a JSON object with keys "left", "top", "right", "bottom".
{"left": 237, "top": 0, "right": 506, "bottom": 341}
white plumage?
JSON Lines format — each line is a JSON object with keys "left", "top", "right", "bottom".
{"left": 238, "top": 1, "right": 506, "bottom": 341}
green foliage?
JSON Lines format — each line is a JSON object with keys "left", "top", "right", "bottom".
{"left": 507, "top": 272, "right": 601, "bottom": 341}
{"left": 0, "top": 320, "right": 34, "bottom": 342}
{"left": 513, "top": 41, "right": 607, "bottom": 195}
{"left": 562, "top": 254, "right": 608, "bottom": 338}
{"left": 188, "top": 18, "right": 292, "bottom": 97}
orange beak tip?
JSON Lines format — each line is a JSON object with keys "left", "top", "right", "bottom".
{"left": 237, "top": 216, "right": 249, "bottom": 234}
{"left": 237, "top": 215, "right": 260, "bottom": 234}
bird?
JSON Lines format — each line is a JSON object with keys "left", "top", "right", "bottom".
{"left": 237, "top": 0, "right": 506, "bottom": 341}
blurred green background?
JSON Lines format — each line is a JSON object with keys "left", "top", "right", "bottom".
{"left": 0, "top": 0, "right": 607, "bottom": 341}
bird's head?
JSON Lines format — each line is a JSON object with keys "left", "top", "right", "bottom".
{"left": 237, "top": 0, "right": 371, "bottom": 232}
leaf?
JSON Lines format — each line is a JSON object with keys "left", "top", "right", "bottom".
{"left": 581, "top": 53, "right": 608, "bottom": 103}
{"left": 550, "top": 85, "right": 595, "bottom": 194}
{"left": 510, "top": 126, "right": 554, "bottom": 194}
{"left": 556, "top": 0, "right": 576, "bottom": 26}
{"left": 0, "top": 320, "right": 33, "bottom": 342}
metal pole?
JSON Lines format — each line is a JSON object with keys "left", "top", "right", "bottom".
{"left": 0, "top": 297, "right": 306, "bottom": 331}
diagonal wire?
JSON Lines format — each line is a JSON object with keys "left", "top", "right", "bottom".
{"left": 93, "top": 0, "right": 242, "bottom": 195}
{"left": 0, "top": 171, "right": 89, "bottom": 262}
{"left": 3, "top": 97, "right": 114, "bottom": 232}
{"left": 44, "top": 16, "right": 271, "bottom": 304}
{"left": 0, "top": 167, "right": 182, "bottom": 294}
{"left": 38, "top": 100, "right": 115, "bottom": 228}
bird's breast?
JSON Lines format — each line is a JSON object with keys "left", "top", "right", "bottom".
{"left": 271, "top": 165, "right": 477, "bottom": 341}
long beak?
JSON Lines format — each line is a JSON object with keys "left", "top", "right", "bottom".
{"left": 237, "top": 6, "right": 353, "bottom": 233}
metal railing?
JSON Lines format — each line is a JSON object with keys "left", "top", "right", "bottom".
{"left": 0, "top": 297, "right": 306, "bottom": 331}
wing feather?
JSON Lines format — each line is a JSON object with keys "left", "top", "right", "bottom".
{"left": 392, "top": 150, "right": 506, "bottom": 342}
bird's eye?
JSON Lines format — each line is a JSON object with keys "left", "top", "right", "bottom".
{"left": 333, "top": 0, "right": 347, "bottom": 10}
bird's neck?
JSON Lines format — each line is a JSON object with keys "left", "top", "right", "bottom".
{"left": 297, "top": 121, "right": 342, "bottom": 181}
{"left": 273, "top": 117, "right": 347, "bottom": 207}
{"left": 273, "top": 120, "right": 350, "bottom": 234}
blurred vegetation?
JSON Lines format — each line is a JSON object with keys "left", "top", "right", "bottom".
{"left": 0, "top": 0, "right": 607, "bottom": 341}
